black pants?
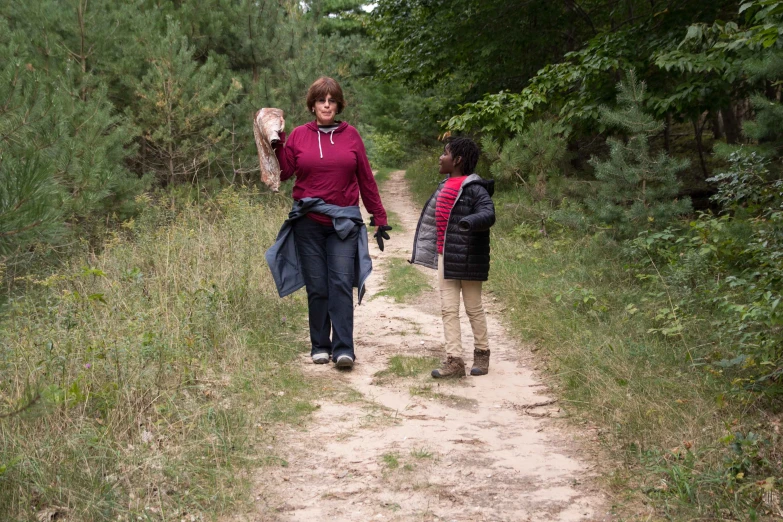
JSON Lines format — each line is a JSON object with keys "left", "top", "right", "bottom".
{"left": 293, "top": 217, "right": 358, "bottom": 360}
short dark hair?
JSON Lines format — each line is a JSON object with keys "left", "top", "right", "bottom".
{"left": 306, "top": 77, "right": 345, "bottom": 114}
{"left": 445, "top": 136, "right": 480, "bottom": 174}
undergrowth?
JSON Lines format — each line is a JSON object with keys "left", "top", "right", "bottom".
{"left": 0, "top": 187, "right": 311, "bottom": 521}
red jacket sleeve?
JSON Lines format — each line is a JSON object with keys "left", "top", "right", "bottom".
{"left": 274, "top": 130, "right": 296, "bottom": 181}
{"left": 352, "top": 129, "right": 388, "bottom": 226}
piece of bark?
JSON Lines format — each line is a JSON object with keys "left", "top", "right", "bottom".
{"left": 253, "top": 108, "right": 285, "bottom": 192}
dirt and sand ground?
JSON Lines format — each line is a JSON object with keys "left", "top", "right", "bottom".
{"left": 239, "top": 170, "right": 614, "bottom": 521}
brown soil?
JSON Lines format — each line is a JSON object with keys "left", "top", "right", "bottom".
{"left": 238, "top": 170, "right": 613, "bottom": 521}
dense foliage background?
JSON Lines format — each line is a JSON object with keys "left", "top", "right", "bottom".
{"left": 1, "top": 0, "right": 432, "bottom": 265}
{"left": 373, "top": 0, "right": 783, "bottom": 392}
{"left": 381, "top": 1, "right": 783, "bottom": 517}
{"left": 3, "top": 0, "right": 783, "bottom": 519}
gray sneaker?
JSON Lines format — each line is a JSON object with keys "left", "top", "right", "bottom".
{"left": 312, "top": 352, "right": 330, "bottom": 364}
{"left": 335, "top": 354, "right": 354, "bottom": 369}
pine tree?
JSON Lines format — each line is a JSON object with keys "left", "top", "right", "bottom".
{"left": 218, "top": 0, "right": 349, "bottom": 182}
{"left": 0, "top": 27, "right": 61, "bottom": 256}
{"left": 52, "top": 71, "right": 150, "bottom": 221}
{"left": 0, "top": 17, "right": 145, "bottom": 256}
{"left": 0, "top": 157, "right": 62, "bottom": 257}
{"left": 483, "top": 120, "right": 567, "bottom": 200}
{"left": 743, "top": 51, "right": 783, "bottom": 161}
{"left": 132, "top": 19, "right": 241, "bottom": 185}
{"left": 587, "top": 71, "right": 691, "bottom": 237}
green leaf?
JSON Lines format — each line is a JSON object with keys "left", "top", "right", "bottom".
{"left": 88, "top": 293, "right": 106, "bottom": 304}
{"left": 714, "top": 355, "right": 748, "bottom": 368}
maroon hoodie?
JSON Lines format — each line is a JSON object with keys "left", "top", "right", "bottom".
{"left": 274, "top": 121, "right": 387, "bottom": 227}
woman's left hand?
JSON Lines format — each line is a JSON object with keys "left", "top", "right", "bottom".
{"left": 373, "top": 225, "right": 392, "bottom": 251}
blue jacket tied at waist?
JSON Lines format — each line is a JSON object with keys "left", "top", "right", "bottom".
{"left": 265, "top": 198, "right": 372, "bottom": 303}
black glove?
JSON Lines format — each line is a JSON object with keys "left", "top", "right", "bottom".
{"left": 369, "top": 216, "right": 392, "bottom": 252}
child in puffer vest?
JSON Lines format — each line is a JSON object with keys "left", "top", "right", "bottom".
{"left": 409, "top": 137, "right": 496, "bottom": 377}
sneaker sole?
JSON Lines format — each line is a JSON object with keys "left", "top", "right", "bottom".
{"left": 312, "top": 354, "right": 330, "bottom": 364}
{"left": 335, "top": 356, "right": 354, "bottom": 369}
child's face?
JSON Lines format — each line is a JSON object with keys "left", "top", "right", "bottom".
{"left": 439, "top": 146, "right": 456, "bottom": 175}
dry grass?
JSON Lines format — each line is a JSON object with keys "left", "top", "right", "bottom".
{"left": 0, "top": 188, "right": 312, "bottom": 520}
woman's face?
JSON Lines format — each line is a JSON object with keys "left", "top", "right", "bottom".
{"left": 314, "top": 94, "right": 337, "bottom": 125}
{"left": 439, "top": 146, "right": 456, "bottom": 175}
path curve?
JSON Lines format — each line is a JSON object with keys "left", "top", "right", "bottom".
{"left": 245, "top": 170, "right": 612, "bottom": 521}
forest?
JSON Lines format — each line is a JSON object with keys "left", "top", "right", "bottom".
{"left": 2, "top": 0, "right": 783, "bottom": 520}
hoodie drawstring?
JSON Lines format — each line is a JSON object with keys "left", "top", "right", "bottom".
{"left": 317, "top": 128, "right": 337, "bottom": 159}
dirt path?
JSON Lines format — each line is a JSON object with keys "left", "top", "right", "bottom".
{"left": 245, "top": 170, "right": 612, "bottom": 521}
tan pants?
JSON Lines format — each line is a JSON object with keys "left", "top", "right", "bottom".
{"left": 438, "top": 255, "right": 489, "bottom": 354}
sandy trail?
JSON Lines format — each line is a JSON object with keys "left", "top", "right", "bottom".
{"left": 245, "top": 170, "right": 611, "bottom": 521}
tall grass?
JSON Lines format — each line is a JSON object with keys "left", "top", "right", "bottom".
{"left": 404, "top": 153, "right": 783, "bottom": 520}
{"left": 486, "top": 217, "right": 781, "bottom": 518}
{"left": 0, "top": 188, "right": 312, "bottom": 520}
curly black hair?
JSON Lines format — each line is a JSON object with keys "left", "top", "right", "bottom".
{"left": 445, "top": 136, "right": 480, "bottom": 175}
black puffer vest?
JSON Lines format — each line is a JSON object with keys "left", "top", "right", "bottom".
{"left": 410, "top": 174, "right": 495, "bottom": 281}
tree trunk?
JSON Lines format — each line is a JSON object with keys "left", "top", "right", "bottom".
{"left": 692, "top": 116, "right": 708, "bottom": 179}
{"left": 722, "top": 105, "right": 741, "bottom": 144}
{"left": 168, "top": 142, "right": 174, "bottom": 186}
{"left": 766, "top": 80, "right": 778, "bottom": 101}
{"left": 710, "top": 110, "right": 723, "bottom": 140}
{"left": 664, "top": 113, "right": 672, "bottom": 153}
{"left": 141, "top": 138, "right": 147, "bottom": 174}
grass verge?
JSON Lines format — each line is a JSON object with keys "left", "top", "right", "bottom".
{"left": 487, "top": 195, "right": 782, "bottom": 519}
{"left": 374, "top": 258, "right": 431, "bottom": 303}
{"left": 0, "top": 188, "right": 311, "bottom": 521}
{"left": 375, "top": 355, "right": 440, "bottom": 378}
{"left": 374, "top": 167, "right": 396, "bottom": 186}
{"left": 384, "top": 209, "right": 403, "bottom": 234}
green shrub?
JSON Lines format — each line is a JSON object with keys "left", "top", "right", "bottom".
{"left": 364, "top": 128, "right": 407, "bottom": 169}
{"left": 404, "top": 148, "right": 443, "bottom": 207}
{"left": 481, "top": 119, "right": 568, "bottom": 201}
{"left": 587, "top": 71, "right": 691, "bottom": 238}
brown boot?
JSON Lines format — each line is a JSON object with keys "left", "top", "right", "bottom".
{"left": 431, "top": 356, "right": 466, "bottom": 379}
{"left": 470, "top": 349, "right": 490, "bottom": 376}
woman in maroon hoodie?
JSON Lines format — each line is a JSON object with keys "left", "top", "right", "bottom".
{"left": 273, "top": 77, "right": 390, "bottom": 369}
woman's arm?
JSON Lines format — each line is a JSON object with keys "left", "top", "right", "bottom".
{"left": 458, "top": 186, "right": 495, "bottom": 232}
{"left": 352, "top": 129, "right": 388, "bottom": 226}
{"left": 273, "top": 130, "right": 296, "bottom": 181}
